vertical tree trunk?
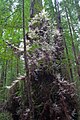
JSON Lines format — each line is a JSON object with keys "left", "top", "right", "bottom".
{"left": 55, "top": 0, "right": 63, "bottom": 33}
{"left": 22, "top": 0, "right": 34, "bottom": 119}
{"left": 55, "top": 0, "right": 63, "bottom": 78}
{"left": 1, "top": 48, "right": 8, "bottom": 85}
{"left": 54, "top": 0, "right": 73, "bottom": 81}
{"left": 30, "top": 0, "right": 35, "bottom": 18}
{"left": 1, "top": 64, "right": 5, "bottom": 83}
{"left": 30, "top": 0, "right": 42, "bottom": 18}
{"left": 16, "top": 44, "right": 20, "bottom": 77}
{"left": 65, "top": 4, "right": 80, "bottom": 78}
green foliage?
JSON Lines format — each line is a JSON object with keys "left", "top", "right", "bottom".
{"left": 34, "top": 0, "right": 43, "bottom": 15}
{"left": 0, "top": 0, "right": 30, "bottom": 83}
{"left": 0, "top": 112, "right": 12, "bottom": 120}
{"left": 43, "top": 0, "right": 80, "bottom": 82}
{"left": 25, "top": 0, "right": 30, "bottom": 29}
{"left": 44, "top": 0, "right": 56, "bottom": 23}
{"left": 0, "top": 0, "right": 80, "bottom": 119}
{"left": 0, "top": 1, "right": 30, "bottom": 116}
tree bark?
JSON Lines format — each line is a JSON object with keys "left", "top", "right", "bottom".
{"left": 65, "top": 4, "right": 80, "bottom": 79}
{"left": 55, "top": 0, "right": 73, "bottom": 81}
{"left": 30, "top": 0, "right": 42, "bottom": 18}
{"left": 22, "top": 0, "right": 34, "bottom": 119}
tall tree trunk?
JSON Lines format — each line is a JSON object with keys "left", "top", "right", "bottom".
{"left": 64, "top": 4, "right": 80, "bottom": 79}
{"left": 1, "top": 47, "right": 8, "bottom": 85}
{"left": 30, "top": 0, "right": 42, "bottom": 18}
{"left": 55, "top": 0, "right": 73, "bottom": 81}
{"left": 55, "top": 0, "right": 63, "bottom": 78}
{"left": 55, "top": 0, "right": 63, "bottom": 33}
{"left": 22, "top": 0, "right": 34, "bottom": 119}
{"left": 1, "top": 64, "right": 5, "bottom": 84}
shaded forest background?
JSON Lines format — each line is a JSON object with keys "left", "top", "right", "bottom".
{"left": 0, "top": 0, "right": 80, "bottom": 120}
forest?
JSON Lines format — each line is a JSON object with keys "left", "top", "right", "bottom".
{"left": 0, "top": 0, "right": 80, "bottom": 120}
